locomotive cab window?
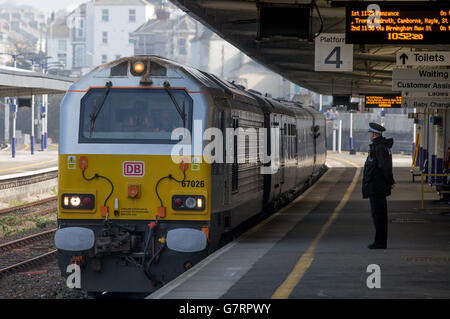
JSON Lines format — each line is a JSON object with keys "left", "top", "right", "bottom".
{"left": 79, "top": 88, "right": 192, "bottom": 144}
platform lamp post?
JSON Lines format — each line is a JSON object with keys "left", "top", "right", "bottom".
{"left": 338, "top": 119, "right": 342, "bottom": 153}
{"left": 319, "top": 94, "right": 323, "bottom": 113}
{"left": 10, "top": 99, "right": 17, "bottom": 158}
{"left": 380, "top": 108, "right": 386, "bottom": 127}
{"left": 39, "top": 62, "right": 47, "bottom": 151}
{"left": 349, "top": 111, "right": 355, "bottom": 154}
{"left": 38, "top": 58, "right": 51, "bottom": 151}
{"left": 30, "top": 93, "right": 35, "bottom": 155}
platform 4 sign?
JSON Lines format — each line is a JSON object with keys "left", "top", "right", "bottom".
{"left": 314, "top": 33, "right": 353, "bottom": 72}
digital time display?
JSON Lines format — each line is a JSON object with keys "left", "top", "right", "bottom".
{"left": 346, "top": 5, "right": 450, "bottom": 44}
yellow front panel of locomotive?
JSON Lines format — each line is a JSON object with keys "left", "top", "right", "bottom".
{"left": 58, "top": 154, "right": 211, "bottom": 221}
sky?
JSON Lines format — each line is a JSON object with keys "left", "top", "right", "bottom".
{"left": 0, "top": 0, "right": 87, "bottom": 14}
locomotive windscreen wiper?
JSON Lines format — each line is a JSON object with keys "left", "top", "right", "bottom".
{"left": 163, "top": 82, "right": 186, "bottom": 128}
{"left": 89, "top": 81, "right": 113, "bottom": 137}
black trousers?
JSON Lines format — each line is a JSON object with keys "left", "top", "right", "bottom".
{"left": 369, "top": 195, "right": 388, "bottom": 245}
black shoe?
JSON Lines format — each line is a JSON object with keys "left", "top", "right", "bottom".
{"left": 368, "top": 243, "right": 387, "bottom": 249}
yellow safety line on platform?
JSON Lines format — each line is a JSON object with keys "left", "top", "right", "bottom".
{"left": 23, "top": 144, "right": 30, "bottom": 151}
{"left": 271, "top": 157, "right": 361, "bottom": 299}
{"left": 327, "top": 155, "right": 362, "bottom": 168}
{"left": 0, "top": 159, "right": 57, "bottom": 173}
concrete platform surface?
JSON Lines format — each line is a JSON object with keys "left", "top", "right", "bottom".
{"left": 149, "top": 152, "right": 450, "bottom": 299}
{"left": 0, "top": 144, "right": 58, "bottom": 177}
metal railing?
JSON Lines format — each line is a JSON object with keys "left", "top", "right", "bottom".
{"left": 420, "top": 173, "right": 450, "bottom": 209}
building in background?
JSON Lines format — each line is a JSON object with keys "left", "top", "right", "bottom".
{"left": 190, "top": 26, "right": 245, "bottom": 80}
{"left": 90, "top": 0, "right": 154, "bottom": 66}
{"left": 66, "top": 3, "right": 87, "bottom": 75}
{"left": 47, "top": 17, "right": 72, "bottom": 71}
{"left": 131, "top": 6, "right": 195, "bottom": 65}
{"left": 0, "top": 5, "right": 47, "bottom": 68}
{"left": 67, "top": 0, "right": 155, "bottom": 76}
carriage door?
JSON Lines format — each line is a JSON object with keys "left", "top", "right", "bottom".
{"left": 213, "top": 97, "right": 231, "bottom": 206}
{"left": 280, "top": 116, "right": 286, "bottom": 190}
{"left": 271, "top": 114, "right": 282, "bottom": 197}
{"left": 231, "top": 116, "right": 239, "bottom": 194}
{"left": 312, "top": 117, "right": 317, "bottom": 171}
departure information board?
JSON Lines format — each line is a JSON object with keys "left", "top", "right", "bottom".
{"left": 346, "top": 5, "right": 450, "bottom": 44}
{"left": 365, "top": 95, "right": 402, "bottom": 108}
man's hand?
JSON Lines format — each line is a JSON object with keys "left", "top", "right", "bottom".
{"left": 391, "top": 183, "right": 396, "bottom": 189}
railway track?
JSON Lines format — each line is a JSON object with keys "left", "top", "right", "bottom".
{"left": 0, "top": 169, "right": 59, "bottom": 279}
{"left": 0, "top": 169, "right": 58, "bottom": 191}
{"left": 0, "top": 196, "right": 57, "bottom": 216}
{"left": 0, "top": 229, "right": 57, "bottom": 279}
{"left": 0, "top": 228, "right": 57, "bottom": 253}
{"left": 0, "top": 250, "right": 57, "bottom": 279}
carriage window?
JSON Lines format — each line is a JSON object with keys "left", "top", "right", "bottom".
{"left": 79, "top": 88, "right": 192, "bottom": 144}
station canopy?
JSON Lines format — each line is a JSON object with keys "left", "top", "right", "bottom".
{"left": 169, "top": 0, "right": 450, "bottom": 96}
{"left": 0, "top": 66, "right": 74, "bottom": 98}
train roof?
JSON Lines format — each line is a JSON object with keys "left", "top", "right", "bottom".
{"left": 75, "top": 55, "right": 322, "bottom": 117}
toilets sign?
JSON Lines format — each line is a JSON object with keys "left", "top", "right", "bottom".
{"left": 396, "top": 51, "right": 450, "bottom": 66}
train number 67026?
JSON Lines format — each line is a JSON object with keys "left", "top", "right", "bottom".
{"left": 181, "top": 180, "right": 205, "bottom": 188}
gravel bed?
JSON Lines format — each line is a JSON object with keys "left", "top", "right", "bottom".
{"left": 0, "top": 259, "right": 90, "bottom": 299}
{"left": 0, "top": 230, "right": 90, "bottom": 299}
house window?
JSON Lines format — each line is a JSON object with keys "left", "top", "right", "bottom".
{"left": 128, "top": 33, "right": 134, "bottom": 45}
{"left": 74, "top": 45, "right": 84, "bottom": 68}
{"left": 129, "top": 9, "right": 136, "bottom": 22}
{"left": 177, "top": 38, "right": 186, "bottom": 55}
{"left": 102, "top": 31, "right": 108, "bottom": 44}
{"left": 169, "top": 39, "right": 174, "bottom": 55}
{"left": 57, "top": 53, "right": 67, "bottom": 67}
{"left": 102, "top": 9, "right": 109, "bottom": 22}
{"left": 78, "top": 19, "right": 84, "bottom": 37}
{"left": 58, "top": 40, "right": 66, "bottom": 51}
{"left": 101, "top": 54, "right": 107, "bottom": 64}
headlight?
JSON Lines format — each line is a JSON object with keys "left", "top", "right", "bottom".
{"left": 185, "top": 197, "right": 196, "bottom": 209}
{"left": 131, "top": 61, "right": 146, "bottom": 76}
{"left": 70, "top": 196, "right": 81, "bottom": 207}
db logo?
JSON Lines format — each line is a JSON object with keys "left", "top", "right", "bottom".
{"left": 123, "top": 161, "right": 145, "bottom": 177}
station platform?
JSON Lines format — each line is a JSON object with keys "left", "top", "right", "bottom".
{"left": 149, "top": 152, "right": 450, "bottom": 299}
{"left": 0, "top": 144, "right": 58, "bottom": 177}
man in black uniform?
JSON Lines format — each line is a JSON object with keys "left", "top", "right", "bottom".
{"left": 362, "top": 123, "right": 396, "bottom": 249}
